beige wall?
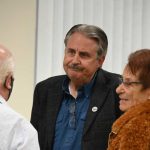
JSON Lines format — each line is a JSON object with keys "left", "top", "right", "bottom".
{"left": 0, "top": 0, "right": 36, "bottom": 120}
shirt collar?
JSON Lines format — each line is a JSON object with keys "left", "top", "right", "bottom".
{"left": 0, "top": 95, "right": 7, "bottom": 105}
{"left": 62, "top": 71, "right": 97, "bottom": 98}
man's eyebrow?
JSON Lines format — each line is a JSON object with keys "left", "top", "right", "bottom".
{"left": 66, "top": 48, "right": 75, "bottom": 51}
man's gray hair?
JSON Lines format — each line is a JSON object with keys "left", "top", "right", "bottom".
{"left": 64, "top": 24, "right": 108, "bottom": 57}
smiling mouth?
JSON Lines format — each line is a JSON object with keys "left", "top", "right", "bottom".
{"left": 119, "top": 96, "right": 128, "bottom": 101}
{"left": 120, "top": 99, "right": 128, "bottom": 102}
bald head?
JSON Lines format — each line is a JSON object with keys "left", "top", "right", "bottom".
{"left": 0, "top": 45, "right": 14, "bottom": 84}
{"left": 0, "top": 44, "right": 12, "bottom": 58}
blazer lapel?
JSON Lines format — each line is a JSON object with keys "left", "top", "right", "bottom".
{"left": 83, "top": 70, "right": 110, "bottom": 135}
{"left": 46, "top": 87, "right": 64, "bottom": 148}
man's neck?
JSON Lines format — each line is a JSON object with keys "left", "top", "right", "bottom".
{"left": 69, "top": 82, "right": 79, "bottom": 98}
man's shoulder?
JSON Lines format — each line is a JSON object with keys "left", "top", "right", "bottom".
{"left": 95, "top": 69, "right": 121, "bottom": 89}
{"left": 0, "top": 104, "right": 39, "bottom": 149}
{"left": 100, "top": 69, "right": 121, "bottom": 78}
{"left": 36, "top": 75, "right": 66, "bottom": 89}
{"left": 98, "top": 69, "right": 121, "bottom": 81}
{"left": 0, "top": 103, "right": 34, "bottom": 130}
{"left": 37, "top": 75, "right": 66, "bottom": 85}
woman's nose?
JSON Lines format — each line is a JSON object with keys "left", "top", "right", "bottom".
{"left": 116, "top": 83, "right": 124, "bottom": 94}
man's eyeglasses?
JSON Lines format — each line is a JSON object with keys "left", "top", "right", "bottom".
{"left": 68, "top": 102, "right": 76, "bottom": 129}
{"left": 119, "top": 77, "right": 143, "bottom": 87}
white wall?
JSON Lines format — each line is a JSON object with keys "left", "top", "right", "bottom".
{"left": 36, "top": 0, "right": 150, "bottom": 83}
{"left": 0, "top": 0, "right": 36, "bottom": 119}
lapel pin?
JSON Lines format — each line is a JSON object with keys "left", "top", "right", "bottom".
{"left": 92, "top": 106, "right": 98, "bottom": 112}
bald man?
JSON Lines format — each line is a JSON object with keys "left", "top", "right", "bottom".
{"left": 0, "top": 45, "right": 40, "bottom": 150}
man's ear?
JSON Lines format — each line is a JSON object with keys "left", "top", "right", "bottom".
{"left": 98, "top": 55, "right": 105, "bottom": 68}
{"left": 4, "top": 75, "right": 12, "bottom": 90}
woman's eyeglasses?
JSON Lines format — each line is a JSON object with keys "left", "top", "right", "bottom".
{"left": 119, "top": 77, "right": 142, "bottom": 88}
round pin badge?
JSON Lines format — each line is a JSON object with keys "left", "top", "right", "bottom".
{"left": 92, "top": 106, "right": 98, "bottom": 112}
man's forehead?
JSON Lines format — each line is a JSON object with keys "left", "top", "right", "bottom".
{"left": 66, "top": 47, "right": 93, "bottom": 53}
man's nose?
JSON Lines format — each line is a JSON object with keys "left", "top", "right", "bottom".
{"left": 72, "top": 54, "right": 80, "bottom": 64}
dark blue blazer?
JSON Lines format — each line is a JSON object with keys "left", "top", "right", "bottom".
{"left": 31, "top": 69, "right": 122, "bottom": 150}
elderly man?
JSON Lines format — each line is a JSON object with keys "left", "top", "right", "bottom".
{"left": 0, "top": 45, "right": 40, "bottom": 150}
{"left": 31, "top": 24, "right": 122, "bottom": 150}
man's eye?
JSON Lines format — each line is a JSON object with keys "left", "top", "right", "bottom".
{"left": 66, "top": 49, "right": 75, "bottom": 55}
{"left": 80, "top": 53, "right": 90, "bottom": 58}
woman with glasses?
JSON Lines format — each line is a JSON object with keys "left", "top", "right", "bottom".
{"left": 107, "top": 49, "right": 150, "bottom": 150}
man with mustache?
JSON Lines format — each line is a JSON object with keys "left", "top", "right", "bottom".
{"left": 31, "top": 24, "right": 122, "bottom": 150}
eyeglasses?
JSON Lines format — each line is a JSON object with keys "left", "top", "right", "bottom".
{"left": 119, "top": 77, "right": 143, "bottom": 88}
{"left": 68, "top": 102, "right": 76, "bottom": 129}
